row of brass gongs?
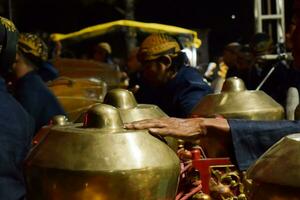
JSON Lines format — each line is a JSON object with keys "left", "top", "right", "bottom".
{"left": 26, "top": 76, "right": 300, "bottom": 200}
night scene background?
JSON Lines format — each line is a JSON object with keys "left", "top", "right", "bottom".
{"left": 0, "top": 0, "right": 295, "bottom": 62}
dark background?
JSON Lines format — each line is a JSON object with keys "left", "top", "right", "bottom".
{"left": 0, "top": 0, "right": 295, "bottom": 60}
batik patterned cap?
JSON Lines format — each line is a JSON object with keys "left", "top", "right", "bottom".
{"left": 137, "top": 33, "right": 181, "bottom": 62}
{"left": 18, "top": 33, "right": 48, "bottom": 62}
{"left": 0, "top": 16, "right": 18, "bottom": 74}
{"left": 0, "top": 17, "right": 16, "bottom": 33}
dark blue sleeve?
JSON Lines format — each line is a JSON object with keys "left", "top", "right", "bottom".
{"left": 16, "top": 72, "right": 65, "bottom": 131}
{"left": 16, "top": 83, "right": 65, "bottom": 131}
{"left": 42, "top": 92, "right": 66, "bottom": 119}
{"left": 36, "top": 91, "right": 65, "bottom": 130}
{"left": 228, "top": 119, "right": 300, "bottom": 170}
{"left": 0, "top": 94, "right": 35, "bottom": 200}
{"left": 16, "top": 88, "right": 41, "bottom": 120}
{"left": 175, "top": 68, "right": 212, "bottom": 117}
{"left": 38, "top": 62, "right": 59, "bottom": 82}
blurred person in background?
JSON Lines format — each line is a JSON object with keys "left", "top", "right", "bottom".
{"left": 126, "top": 0, "right": 300, "bottom": 171}
{"left": 38, "top": 59, "right": 59, "bottom": 82}
{"left": 93, "top": 42, "right": 114, "bottom": 64}
{"left": 13, "top": 33, "right": 65, "bottom": 132}
{"left": 204, "top": 42, "right": 241, "bottom": 93}
{"left": 222, "top": 42, "right": 242, "bottom": 78}
{"left": 286, "top": 15, "right": 297, "bottom": 51}
{"left": 36, "top": 38, "right": 60, "bottom": 82}
{"left": 93, "top": 41, "right": 122, "bottom": 72}
{"left": 247, "top": 32, "right": 290, "bottom": 105}
{"left": 127, "top": 47, "right": 142, "bottom": 93}
{"left": 0, "top": 17, "right": 35, "bottom": 200}
{"left": 134, "top": 33, "right": 212, "bottom": 117}
{"left": 233, "top": 45, "right": 256, "bottom": 87}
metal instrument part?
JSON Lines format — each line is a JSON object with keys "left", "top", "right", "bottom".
{"left": 25, "top": 104, "right": 180, "bottom": 200}
{"left": 191, "top": 77, "right": 284, "bottom": 120}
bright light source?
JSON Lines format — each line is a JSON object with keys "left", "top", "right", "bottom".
{"left": 231, "top": 14, "right": 236, "bottom": 19}
{"left": 181, "top": 48, "right": 193, "bottom": 64}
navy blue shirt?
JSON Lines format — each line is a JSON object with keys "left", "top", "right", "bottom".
{"left": 0, "top": 77, "right": 35, "bottom": 200}
{"left": 229, "top": 119, "right": 300, "bottom": 171}
{"left": 37, "top": 61, "right": 59, "bottom": 82}
{"left": 227, "top": 67, "right": 300, "bottom": 171}
{"left": 15, "top": 71, "right": 65, "bottom": 132}
{"left": 136, "top": 66, "right": 212, "bottom": 117}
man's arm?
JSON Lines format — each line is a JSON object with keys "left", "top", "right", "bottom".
{"left": 125, "top": 117, "right": 232, "bottom": 158}
{"left": 125, "top": 117, "right": 229, "bottom": 140}
{"left": 125, "top": 117, "right": 300, "bottom": 170}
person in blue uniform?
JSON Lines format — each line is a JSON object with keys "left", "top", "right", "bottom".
{"left": 12, "top": 33, "right": 65, "bottom": 132}
{"left": 126, "top": 0, "right": 300, "bottom": 171}
{"left": 0, "top": 17, "right": 35, "bottom": 200}
{"left": 134, "top": 33, "right": 212, "bottom": 117}
{"left": 37, "top": 61, "right": 59, "bottom": 82}
{"left": 246, "top": 33, "right": 290, "bottom": 106}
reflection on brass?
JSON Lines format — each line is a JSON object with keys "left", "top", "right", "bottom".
{"left": 104, "top": 88, "right": 178, "bottom": 151}
{"left": 83, "top": 104, "right": 123, "bottom": 129}
{"left": 192, "top": 77, "right": 284, "bottom": 120}
{"left": 104, "top": 88, "right": 166, "bottom": 123}
{"left": 48, "top": 77, "right": 105, "bottom": 122}
{"left": 25, "top": 104, "right": 180, "bottom": 200}
{"left": 48, "top": 77, "right": 107, "bottom": 101}
{"left": 53, "top": 58, "right": 128, "bottom": 89}
{"left": 56, "top": 97, "right": 100, "bottom": 122}
{"left": 193, "top": 193, "right": 212, "bottom": 200}
{"left": 222, "top": 76, "right": 246, "bottom": 92}
{"left": 196, "top": 131, "right": 232, "bottom": 158}
{"left": 246, "top": 133, "right": 300, "bottom": 199}
{"left": 52, "top": 115, "right": 69, "bottom": 126}
{"left": 247, "top": 182, "right": 300, "bottom": 200}
{"left": 209, "top": 165, "right": 247, "bottom": 200}
{"left": 242, "top": 172, "right": 253, "bottom": 198}
{"left": 104, "top": 88, "right": 137, "bottom": 109}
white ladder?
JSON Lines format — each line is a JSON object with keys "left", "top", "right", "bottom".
{"left": 254, "top": 0, "right": 285, "bottom": 43}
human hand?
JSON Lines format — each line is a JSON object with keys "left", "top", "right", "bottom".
{"left": 125, "top": 117, "right": 231, "bottom": 157}
{"left": 124, "top": 117, "right": 208, "bottom": 140}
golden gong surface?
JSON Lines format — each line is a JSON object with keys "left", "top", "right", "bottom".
{"left": 247, "top": 133, "right": 300, "bottom": 200}
{"left": 191, "top": 77, "right": 284, "bottom": 120}
{"left": 104, "top": 88, "right": 166, "bottom": 123}
{"left": 103, "top": 88, "right": 178, "bottom": 150}
{"left": 25, "top": 104, "right": 180, "bottom": 200}
{"left": 48, "top": 77, "right": 105, "bottom": 121}
{"left": 53, "top": 58, "right": 127, "bottom": 89}
{"left": 48, "top": 77, "right": 107, "bottom": 101}
{"left": 56, "top": 96, "right": 100, "bottom": 121}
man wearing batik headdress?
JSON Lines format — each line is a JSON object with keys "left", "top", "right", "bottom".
{"left": 0, "top": 17, "right": 35, "bottom": 200}
{"left": 135, "top": 33, "right": 212, "bottom": 117}
{"left": 126, "top": 0, "right": 300, "bottom": 172}
{"left": 12, "top": 33, "right": 65, "bottom": 132}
